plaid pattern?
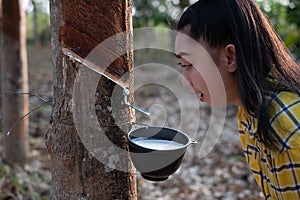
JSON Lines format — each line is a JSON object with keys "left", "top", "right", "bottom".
{"left": 238, "top": 89, "right": 300, "bottom": 199}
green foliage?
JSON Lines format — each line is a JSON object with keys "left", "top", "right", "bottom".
{"left": 0, "top": 155, "right": 50, "bottom": 199}
{"left": 132, "top": 0, "right": 190, "bottom": 28}
{"left": 133, "top": 0, "right": 300, "bottom": 59}
{"left": 286, "top": 0, "right": 300, "bottom": 59}
{"left": 24, "top": 0, "right": 299, "bottom": 58}
{"left": 26, "top": 12, "right": 50, "bottom": 46}
{"left": 133, "top": 0, "right": 171, "bottom": 28}
{"left": 287, "top": 0, "right": 300, "bottom": 27}
{"left": 256, "top": 0, "right": 300, "bottom": 60}
{"left": 26, "top": 1, "right": 50, "bottom": 46}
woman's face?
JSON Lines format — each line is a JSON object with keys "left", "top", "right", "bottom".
{"left": 175, "top": 31, "right": 240, "bottom": 107}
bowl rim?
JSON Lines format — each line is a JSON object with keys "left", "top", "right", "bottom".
{"left": 127, "top": 126, "right": 196, "bottom": 151}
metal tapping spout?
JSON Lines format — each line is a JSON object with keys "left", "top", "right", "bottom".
{"left": 123, "top": 88, "right": 150, "bottom": 116}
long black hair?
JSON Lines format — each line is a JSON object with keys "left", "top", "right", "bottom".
{"left": 177, "top": 0, "right": 300, "bottom": 151}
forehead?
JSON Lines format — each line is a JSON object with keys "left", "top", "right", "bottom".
{"left": 175, "top": 32, "right": 194, "bottom": 55}
{"left": 175, "top": 32, "right": 210, "bottom": 60}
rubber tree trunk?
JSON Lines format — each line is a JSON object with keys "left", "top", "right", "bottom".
{"left": 46, "top": 0, "right": 137, "bottom": 199}
{"left": 1, "top": 0, "right": 29, "bottom": 165}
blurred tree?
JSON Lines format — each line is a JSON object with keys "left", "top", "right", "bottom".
{"left": 133, "top": 0, "right": 170, "bottom": 27}
{"left": 47, "top": 0, "right": 137, "bottom": 198}
{"left": 133, "top": 0, "right": 191, "bottom": 28}
{"left": 133, "top": 0, "right": 299, "bottom": 58}
{"left": 287, "top": 0, "right": 300, "bottom": 27}
{"left": 0, "top": 0, "right": 2, "bottom": 130}
{"left": 31, "top": 0, "right": 40, "bottom": 47}
{"left": 256, "top": 0, "right": 300, "bottom": 59}
{"left": 286, "top": 0, "right": 300, "bottom": 59}
{"left": 26, "top": 1, "right": 50, "bottom": 46}
{"left": 0, "top": 0, "right": 29, "bottom": 165}
{"left": 172, "top": 0, "right": 190, "bottom": 11}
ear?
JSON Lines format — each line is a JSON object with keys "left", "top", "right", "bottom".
{"left": 225, "top": 44, "right": 237, "bottom": 73}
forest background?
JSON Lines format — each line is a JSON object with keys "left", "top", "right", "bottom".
{"left": 0, "top": 0, "right": 299, "bottom": 199}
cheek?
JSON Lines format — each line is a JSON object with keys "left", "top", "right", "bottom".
{"left": 190, "top": 70, "right": 208, "bottom": 91}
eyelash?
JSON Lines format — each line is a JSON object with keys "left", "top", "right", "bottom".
{"left": 178, "top": 63, "right": 193, "bottom": 69}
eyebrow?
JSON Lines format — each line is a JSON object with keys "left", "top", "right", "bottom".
{"left": 174, "top": 51, "right": 190, "bottom": 59}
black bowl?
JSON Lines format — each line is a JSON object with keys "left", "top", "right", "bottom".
{"left": 127, "top": 126, "right": 196, "bottom": 181}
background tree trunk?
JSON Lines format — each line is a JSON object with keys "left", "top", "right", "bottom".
{"left": 31, "top": 0, "right": 40, "bottom": 48}
{"left": 0, "top": 0, "right": 29, "bottom": 165}
{"left": 46, "top": 0, "right": 137, "bottom": 199}
{"left": 0, "top": 0, "right": 2, "bottom": 132}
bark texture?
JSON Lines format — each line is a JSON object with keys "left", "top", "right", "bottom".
{"left": 1, "top": 0, "right": 29, "bottom": 165}
{"left": 0, "top": 0, "right": 2, "bottom": 129}
{"left": 46, "top": 0, "right": 137, "bottom": 199}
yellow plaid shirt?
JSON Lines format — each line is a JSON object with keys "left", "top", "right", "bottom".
{"left": 238, "top": 87, "right": 300, "bottom": 199}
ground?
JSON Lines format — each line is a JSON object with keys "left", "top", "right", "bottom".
{"left": 0, "top": 45, "right": 263, "bottom": 199}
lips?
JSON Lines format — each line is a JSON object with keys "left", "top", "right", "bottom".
{"left": 190, "top": 90, "right": 204, "bottom": 102}
{"left": 199, "top": 93, "right": 204, "bottom": 102}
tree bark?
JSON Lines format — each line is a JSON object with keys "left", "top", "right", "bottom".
{"left": 0, "top": 0, "right": 2, "bottom": 130}
{"left": 46, "top": 0, "right": 137, "bottom": 199}
{"left": 0, "top": 0, "right": 29, "bottom": 165}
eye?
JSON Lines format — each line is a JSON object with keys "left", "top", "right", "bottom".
{"left": 177, "top": 62, "right": 193, "bottom": 70}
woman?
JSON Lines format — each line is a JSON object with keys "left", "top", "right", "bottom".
{"left": 175, "top": 0, "right": 300, "bottom": 199}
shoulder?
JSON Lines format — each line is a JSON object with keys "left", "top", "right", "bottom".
{"left": 266, "top": 90, "right": 300, "bottom": 148}
{"left": 266, "top": 90, "right": 300, "bottom": 122}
